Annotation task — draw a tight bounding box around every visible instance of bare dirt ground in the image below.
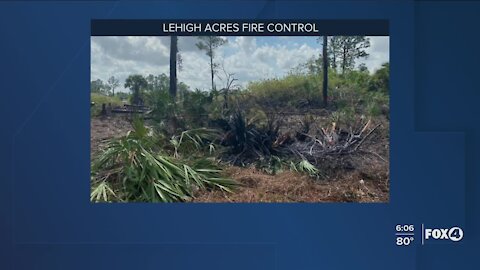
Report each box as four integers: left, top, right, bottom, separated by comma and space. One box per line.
193, 151, 389, 203
90, 116, 132, 159
91, 115, 389, 203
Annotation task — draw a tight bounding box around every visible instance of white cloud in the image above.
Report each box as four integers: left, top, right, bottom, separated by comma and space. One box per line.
361, 36, 389, 72
232, 36, 257, 53
91, 36, 389, 92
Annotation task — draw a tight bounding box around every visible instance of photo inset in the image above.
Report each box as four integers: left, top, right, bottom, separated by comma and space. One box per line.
90, 36, 389, 203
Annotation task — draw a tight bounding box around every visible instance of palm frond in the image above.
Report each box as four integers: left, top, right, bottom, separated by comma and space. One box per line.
91, 121, 237, 202
297, 159, 319, 176
90, 180, 117, 202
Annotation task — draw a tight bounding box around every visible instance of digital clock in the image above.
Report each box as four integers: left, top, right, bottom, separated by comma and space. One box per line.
396, 224, 414, 232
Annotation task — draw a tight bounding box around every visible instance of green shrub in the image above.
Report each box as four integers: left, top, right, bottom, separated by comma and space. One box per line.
181, 89, 212, 127
91, 120, 237, 202
368, 63, 389, 93
330, 107, 355, 126
245, 74, 321, 110
365, 91, 389, 117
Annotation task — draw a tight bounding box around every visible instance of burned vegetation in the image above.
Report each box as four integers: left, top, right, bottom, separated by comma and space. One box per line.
90, 36, 389, 203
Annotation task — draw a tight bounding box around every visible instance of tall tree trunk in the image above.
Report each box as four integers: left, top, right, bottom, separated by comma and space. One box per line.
322, 36, 329, 107
169, 36, 178, 98
210, 57, 215, 91
209, 43, 215, 91
332, 52, 336, 70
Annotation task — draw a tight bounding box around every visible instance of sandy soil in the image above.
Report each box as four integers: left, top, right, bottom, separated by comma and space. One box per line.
90, 116, 132, 159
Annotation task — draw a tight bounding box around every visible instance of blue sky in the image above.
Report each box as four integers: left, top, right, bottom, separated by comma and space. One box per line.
91, 36, 389, 92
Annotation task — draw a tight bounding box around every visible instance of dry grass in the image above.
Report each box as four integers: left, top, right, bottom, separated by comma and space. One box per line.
91, 116, 390, 203
90, 116, 132, 159
193, 164, 389, 203
193, 117, 390, 203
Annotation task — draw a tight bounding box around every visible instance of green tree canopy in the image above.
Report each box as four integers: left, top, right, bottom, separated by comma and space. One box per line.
125, 75, 148, 105
323, 36, 370, 74
91, 79, 109, 95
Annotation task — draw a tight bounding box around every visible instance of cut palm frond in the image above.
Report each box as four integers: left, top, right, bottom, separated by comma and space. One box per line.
171, 128, 221, 158
90, 180, 117, 202
91, 121, 237, 202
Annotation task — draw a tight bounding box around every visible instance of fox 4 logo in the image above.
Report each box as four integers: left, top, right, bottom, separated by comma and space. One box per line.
424, 226, 464, 242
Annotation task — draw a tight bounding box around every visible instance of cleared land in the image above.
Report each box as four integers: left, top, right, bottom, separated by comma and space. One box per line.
91, 114, 389, 203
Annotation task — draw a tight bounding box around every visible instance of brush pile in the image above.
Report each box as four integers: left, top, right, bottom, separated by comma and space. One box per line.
213, 110, 382, 174
288, 119, 381, 159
